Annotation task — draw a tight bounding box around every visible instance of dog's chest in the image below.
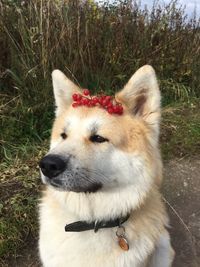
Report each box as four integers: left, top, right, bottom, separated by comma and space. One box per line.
39, 205, 152, 267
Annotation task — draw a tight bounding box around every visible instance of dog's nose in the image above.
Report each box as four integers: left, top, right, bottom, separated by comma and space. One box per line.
39, 155, 67, 178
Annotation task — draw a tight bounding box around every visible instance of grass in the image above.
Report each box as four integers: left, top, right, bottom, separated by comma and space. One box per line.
0, 142, 46, 264
161, 99, 200, 159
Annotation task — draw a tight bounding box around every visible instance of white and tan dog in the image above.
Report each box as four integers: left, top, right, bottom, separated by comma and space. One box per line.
39, 65, 174, 267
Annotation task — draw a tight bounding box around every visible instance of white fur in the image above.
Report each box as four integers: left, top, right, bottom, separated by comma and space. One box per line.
52, 70, 80, 116
41, 151, 152, 221
39, 182, 173, 267
148, 231, 175, 267
39, 187, 154, 267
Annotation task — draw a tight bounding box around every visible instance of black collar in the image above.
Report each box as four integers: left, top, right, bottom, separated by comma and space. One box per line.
65, 214, 130, 233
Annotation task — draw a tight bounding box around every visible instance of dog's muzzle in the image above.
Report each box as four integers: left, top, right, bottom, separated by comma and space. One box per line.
39, 154, 102, 193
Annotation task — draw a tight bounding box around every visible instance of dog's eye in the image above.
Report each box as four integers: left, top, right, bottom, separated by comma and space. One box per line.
60, 132, 67, 140
90, 135, 108, 143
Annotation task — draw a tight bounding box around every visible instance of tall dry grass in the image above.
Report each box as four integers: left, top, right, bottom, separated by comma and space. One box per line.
0, 0, 199, 147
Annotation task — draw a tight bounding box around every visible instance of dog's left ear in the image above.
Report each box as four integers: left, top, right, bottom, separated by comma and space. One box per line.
52, 70, 80, 116
116, 65, 161, 138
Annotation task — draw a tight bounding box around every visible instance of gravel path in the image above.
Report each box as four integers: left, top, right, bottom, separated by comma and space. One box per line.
163, 157, 200, 267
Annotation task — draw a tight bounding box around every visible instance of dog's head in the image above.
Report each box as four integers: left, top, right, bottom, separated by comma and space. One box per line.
39, 65, 162, 196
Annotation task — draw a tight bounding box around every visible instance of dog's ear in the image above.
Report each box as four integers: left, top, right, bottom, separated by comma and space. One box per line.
52, 70, 80, 116
116, 65, 161, 138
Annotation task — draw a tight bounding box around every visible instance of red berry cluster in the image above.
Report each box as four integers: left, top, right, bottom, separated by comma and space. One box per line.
72, 89, 123, 115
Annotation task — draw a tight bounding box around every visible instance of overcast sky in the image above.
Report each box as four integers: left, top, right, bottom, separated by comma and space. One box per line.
104, 0, 200, 17
141, 0, 200, 17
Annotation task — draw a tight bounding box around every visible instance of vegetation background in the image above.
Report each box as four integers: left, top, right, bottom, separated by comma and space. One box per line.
0, 0, 199, 265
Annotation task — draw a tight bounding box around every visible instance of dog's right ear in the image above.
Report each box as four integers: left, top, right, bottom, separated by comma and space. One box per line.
116, 65, 161, 141
52, 70, 80, 116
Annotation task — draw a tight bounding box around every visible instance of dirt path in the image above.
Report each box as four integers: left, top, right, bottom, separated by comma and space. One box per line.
7, 157, 200, 267
163, 157, 200, 267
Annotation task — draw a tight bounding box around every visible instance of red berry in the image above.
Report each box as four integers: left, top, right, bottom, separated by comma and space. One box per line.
76, 100, 82, 105
105, 96, 111, 102
92, 97, 99, 104
72, 103, 78, 107
83, 89, 90, 96
99, 97, 104, 105
117, 106, 123, 114
113, 105, 119, 113
107, 102, 113, 108
102, 99, 109, 107
90, 100, 96, 106
107, 107, 114, 114
72, 93, 78, 101
82, 98, 89, 105
76, 94, 82, 101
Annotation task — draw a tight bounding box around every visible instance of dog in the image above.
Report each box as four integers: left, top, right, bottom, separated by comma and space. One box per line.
39, 65, 174, 267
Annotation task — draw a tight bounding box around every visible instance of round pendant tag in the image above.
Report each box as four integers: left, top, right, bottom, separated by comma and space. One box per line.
118, 237, 129, 251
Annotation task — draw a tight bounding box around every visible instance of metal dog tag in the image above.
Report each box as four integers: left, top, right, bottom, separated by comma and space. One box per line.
118, 236, 129, 251
116, 226, 129, 251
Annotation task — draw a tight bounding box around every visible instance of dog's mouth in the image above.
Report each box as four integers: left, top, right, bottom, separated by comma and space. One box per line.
44, 176, 102, 193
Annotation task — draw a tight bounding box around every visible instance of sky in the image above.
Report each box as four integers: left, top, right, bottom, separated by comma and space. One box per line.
104, 0, 200, 17
141, 0, 200, 17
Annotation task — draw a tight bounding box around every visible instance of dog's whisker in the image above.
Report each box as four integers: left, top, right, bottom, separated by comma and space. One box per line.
82, 168, 109, 182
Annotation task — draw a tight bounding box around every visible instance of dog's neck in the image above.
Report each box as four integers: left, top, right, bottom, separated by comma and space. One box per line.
47, 183, 153, 222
